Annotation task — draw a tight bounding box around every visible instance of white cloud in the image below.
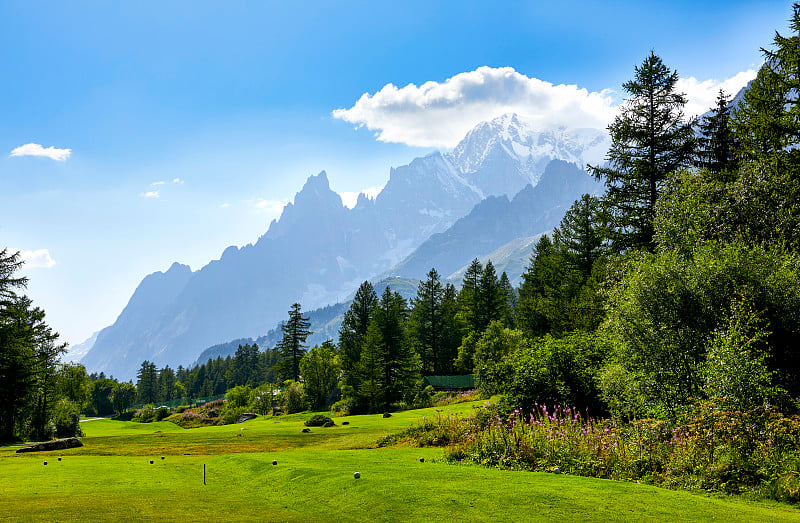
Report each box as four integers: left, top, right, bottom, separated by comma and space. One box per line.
255, 199, 286, 214
340, 185, 384, 209
140, 190, 160, 199
14, 249, 56, 268
677, 69, 757, 118
332, 66, 617, 148
9, 143, 72, 161
172, 178, 184, 184
220, 202, 231, 208
150, 181, 167, 186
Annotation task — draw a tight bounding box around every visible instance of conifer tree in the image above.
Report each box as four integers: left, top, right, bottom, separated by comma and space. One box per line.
457, 259, 483, 333
278, 303, 312, 382
553, 194, 610, 277
338, 281, 378, 391
136, 361, 158, 404
589, 52, 694, 252
409, 268, 445, 375
695, 89, 737, 175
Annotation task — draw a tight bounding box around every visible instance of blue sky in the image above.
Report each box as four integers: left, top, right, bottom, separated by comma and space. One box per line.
0, 0, 791, 347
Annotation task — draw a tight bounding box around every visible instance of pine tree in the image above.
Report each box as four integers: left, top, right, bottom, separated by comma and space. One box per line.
277, 303, 312, 382
457, 259, 483, 334
338, 281, 378, 391
136, 361, 158, 404
589, 52, 694, 252
374, 287, 417, 409
478, 261, 505, 331
499, 272, 517, 328
695, 89, 737, 175
409, 268, 445, 375
552, 194, 610, 277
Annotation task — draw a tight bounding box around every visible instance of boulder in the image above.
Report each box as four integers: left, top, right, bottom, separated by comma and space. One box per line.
16, 438, 83, 453
237, 413, 257, 423
301, 428, 311, 433
323, 421, 335, 428
382, 412, 392, 418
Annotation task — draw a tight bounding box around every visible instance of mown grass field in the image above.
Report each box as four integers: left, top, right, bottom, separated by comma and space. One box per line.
2, 401, 799, 522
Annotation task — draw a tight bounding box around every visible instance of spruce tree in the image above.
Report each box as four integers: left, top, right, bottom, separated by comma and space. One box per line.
136, 361, 158, 404
277, 303, 312, 382
589, 52, 694, 252
695, 89, 737, 175
338, 281, 378, 392
553, 194, 610, 277
409, 268, 445, 375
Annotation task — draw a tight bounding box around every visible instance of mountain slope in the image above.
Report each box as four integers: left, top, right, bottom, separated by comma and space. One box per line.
82, 115, 608, 380
388, 159, 602, 280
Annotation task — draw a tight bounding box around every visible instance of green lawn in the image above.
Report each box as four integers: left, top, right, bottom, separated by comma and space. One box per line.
2, 402, 799, 522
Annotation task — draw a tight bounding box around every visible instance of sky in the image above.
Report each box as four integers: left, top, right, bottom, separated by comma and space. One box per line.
0, 0, 792, 349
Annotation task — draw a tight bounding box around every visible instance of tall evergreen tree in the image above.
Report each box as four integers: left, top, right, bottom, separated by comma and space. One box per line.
338, 281, 378, 391
553, 194, 610, 277
478, 261, 506, 331
373, 287, 417, 410
457, 259, 484, 334
136, 361, 158, 404
733, 3, 800, 168
277, 303, 312, 382
695, 89, 737, 175
589, 52, 694, 252
409, 268, 445, 375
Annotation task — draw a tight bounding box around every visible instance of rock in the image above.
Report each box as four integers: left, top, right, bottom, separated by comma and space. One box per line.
272, 460, 278, 465
16, 437, 83, 454
323, 421, 335, 428
353, 472, 360, 479
237, 413, 257, 423
342, 421, 350, 425
301, 428, 311, 433
206, 409, 219, 418
419, 457, 425, 462
382, 412, 391, 418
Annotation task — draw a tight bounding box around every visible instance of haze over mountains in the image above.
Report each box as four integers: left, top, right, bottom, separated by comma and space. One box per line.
80, 114, 609, 380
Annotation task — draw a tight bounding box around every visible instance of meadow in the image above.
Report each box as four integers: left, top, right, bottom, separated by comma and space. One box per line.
2, 401, 800, 522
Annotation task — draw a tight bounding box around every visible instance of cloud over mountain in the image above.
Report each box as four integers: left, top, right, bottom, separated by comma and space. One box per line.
332, 66, 617, 148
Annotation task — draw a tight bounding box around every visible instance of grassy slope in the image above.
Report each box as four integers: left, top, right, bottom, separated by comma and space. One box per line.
2, 401, 799, 522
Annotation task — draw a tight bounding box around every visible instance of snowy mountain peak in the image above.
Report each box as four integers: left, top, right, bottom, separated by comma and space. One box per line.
446, 113, 609, 198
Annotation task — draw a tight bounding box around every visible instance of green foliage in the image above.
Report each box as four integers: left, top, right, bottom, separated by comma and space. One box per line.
277, 303, 312, 382
304, 414, 333, 427
473, 322, 527, 396
299, 342, 339, 409
110, 382, 137, 415
695, 89, 737, 175
136, 361, 158, 405
220, 405, 247, 425
703, 298, 774, 411
226, 384, 252, 409
280, 380, 307, 414
89, 378, 116, 417
249, 383, 276, 415
601, 242, 800, 417
500, 332, 612, 414
589, 52, 694, 252
51, 398, 83, 438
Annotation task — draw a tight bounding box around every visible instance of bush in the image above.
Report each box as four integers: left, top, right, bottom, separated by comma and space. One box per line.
305, 414, 333, 427
280, 381, 307, 414
331, 398, 354, 416
133, 404, 157, 423
154, 406, 171, 421
250, 384, 277, 415
220, 406, 247, 425
113, 410, 135, 421
226, 385, 252, 409
52, 399, 83, 438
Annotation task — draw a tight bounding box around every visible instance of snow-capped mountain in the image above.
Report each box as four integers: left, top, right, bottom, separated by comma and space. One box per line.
80, 114, 608, 380
448, 113, 608, 198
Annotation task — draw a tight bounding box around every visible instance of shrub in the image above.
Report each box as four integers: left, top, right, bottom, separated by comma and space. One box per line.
305, 414, 333, 427
52, 398, 83, 438
280, 381, 307, 414
133, 404, 157, 423
220, 406, 247, 425
226, 385, 252, 409
331, 398, 354, 416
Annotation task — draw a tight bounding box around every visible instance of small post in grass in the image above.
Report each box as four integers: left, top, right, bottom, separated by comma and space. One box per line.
204, 464, 206, 485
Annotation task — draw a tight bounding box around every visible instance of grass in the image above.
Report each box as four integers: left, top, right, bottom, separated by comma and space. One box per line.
2, 400, 800, 522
